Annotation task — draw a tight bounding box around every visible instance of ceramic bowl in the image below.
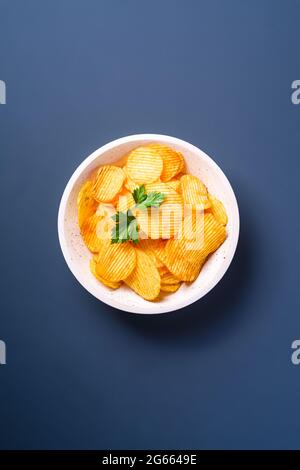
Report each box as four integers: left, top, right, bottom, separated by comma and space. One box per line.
58, 134, 239, 314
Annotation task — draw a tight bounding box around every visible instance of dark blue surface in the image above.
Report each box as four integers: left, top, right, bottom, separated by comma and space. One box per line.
1, 0, 300, 450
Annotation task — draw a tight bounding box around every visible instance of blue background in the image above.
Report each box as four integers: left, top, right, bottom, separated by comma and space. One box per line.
0, 0, 300, 450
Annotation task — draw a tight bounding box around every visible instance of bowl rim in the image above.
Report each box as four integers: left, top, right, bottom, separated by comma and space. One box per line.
58, 133, 240, 314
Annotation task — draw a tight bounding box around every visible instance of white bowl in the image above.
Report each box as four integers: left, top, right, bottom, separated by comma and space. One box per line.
58, 134, 239, 314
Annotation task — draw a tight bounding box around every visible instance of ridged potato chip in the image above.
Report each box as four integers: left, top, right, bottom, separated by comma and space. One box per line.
126, 146, 163, 184
116, 191, 136, 212
90, 258, 121, 289
80, 213, 108, 253
123, 166, 139, 192
160, 202, 183, 238
154, 256, 165, 268
158, 265, 169, 276
146, 144, 185, 182
166, 179, 181, 192
135, 208, 159, 239
96, 214, 116, 243
148, 239, 168, 265
174, 171, 186, 179
160, 283, 181, 293
136, 205, 182, 239
139, 240, 165, 268
137, 183, 183, 238
161, 272, 180, 285
136, 204, 183, 240
181, 175, 211, 210
124, 248, 160, 300
93, 165, 125, 202
77, 180, 98, 228
145, 182, 183, 205
96, 242, 136, 282
96, 203, 116, 218
163, 213, 227, 281
135, 239, 159, 267
208, 194, 228, 225
137, 239, 168, 265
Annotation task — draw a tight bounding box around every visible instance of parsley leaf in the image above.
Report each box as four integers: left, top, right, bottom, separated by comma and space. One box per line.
137, 191, 165, 209
111, 210, 138, 244
111, 186, 165, 244
132, 184, 147, 204
133, 185, 165, 210
127, 218, 139, 244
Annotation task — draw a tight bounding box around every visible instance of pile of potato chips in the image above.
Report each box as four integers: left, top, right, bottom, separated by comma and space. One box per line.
77, 144, 228, 301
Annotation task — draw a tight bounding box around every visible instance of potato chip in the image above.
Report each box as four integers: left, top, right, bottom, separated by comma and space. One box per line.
161, 202, 184, 238
136, 205, 182, 240
96, 242, 136, 282
124, 178, 139, 193
96, 214, 116, 243
160, 283, 181, 293
208, 194, 228, 226
161, 272, 180, 285
93, 165, 125, 202
90, 258, 121, 289
175, 171, 186, 179
154, 257, 165, 268
145, 144, 184, 182
158, 265, 169, 276
124, 248, 160, 300
166, 179, 181, 192
126, 146, 163, 184
148, 239, 168, 264
116, 191, 136, 212
123, 166, 139, 192
181, 175, 211, 210
135, 239, 159, 266
145, 182, 182, 205
96, 202, 116, 218
137, 239, 168, 265
163, 213, 227, 281
80, 213, 109, 253
135, 209, 158, 239
146, 206, 182, 239
137, 240, 165, 268
77, 180, 98, 228
136, 183, 183, 239
178, 157, 185, 173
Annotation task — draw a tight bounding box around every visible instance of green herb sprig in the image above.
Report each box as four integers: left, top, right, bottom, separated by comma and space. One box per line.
111, 185, 165, 244
111, 210, 139, 244
133, 184, 165, 209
